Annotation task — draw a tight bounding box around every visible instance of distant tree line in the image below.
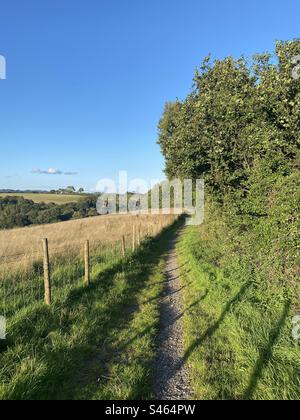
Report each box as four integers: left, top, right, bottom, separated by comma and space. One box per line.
0, 187, 85, 195
49, 186, 85, 195
0, 196, 98, 229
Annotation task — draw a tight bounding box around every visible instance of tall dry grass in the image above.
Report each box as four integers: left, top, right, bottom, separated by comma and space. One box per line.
0, 213, 177, 271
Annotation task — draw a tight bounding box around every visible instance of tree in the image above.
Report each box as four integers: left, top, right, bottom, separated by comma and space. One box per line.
0, 195, 99, 229
157, 40, 300, 201
66, 186, 76, 193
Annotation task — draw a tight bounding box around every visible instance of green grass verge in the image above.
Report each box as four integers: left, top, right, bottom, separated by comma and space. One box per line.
0, 221, 182, 400
177, 227, 299, 400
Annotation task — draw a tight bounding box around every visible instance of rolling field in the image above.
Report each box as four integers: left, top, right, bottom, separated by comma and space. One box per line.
0, 193, 82, 204
0, 213, 174, 269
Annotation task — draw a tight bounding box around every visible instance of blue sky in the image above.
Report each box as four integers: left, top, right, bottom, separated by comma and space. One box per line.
0, 0, 299, 191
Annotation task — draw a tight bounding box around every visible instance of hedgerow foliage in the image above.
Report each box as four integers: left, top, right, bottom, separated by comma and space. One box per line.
158, 40, 300, 306
158, 40, 300, 193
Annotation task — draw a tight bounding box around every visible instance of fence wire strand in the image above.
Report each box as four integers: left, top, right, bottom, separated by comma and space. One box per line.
0, 215, 178, 318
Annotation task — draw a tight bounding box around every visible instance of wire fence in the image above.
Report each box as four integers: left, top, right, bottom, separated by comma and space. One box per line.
0, 215, 178, 318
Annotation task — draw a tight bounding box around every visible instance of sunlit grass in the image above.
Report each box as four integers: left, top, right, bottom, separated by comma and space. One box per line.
178, 226, 299, 400
0, 216, 181, 400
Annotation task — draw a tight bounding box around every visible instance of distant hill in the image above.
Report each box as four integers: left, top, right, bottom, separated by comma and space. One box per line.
0, 195, 98, 229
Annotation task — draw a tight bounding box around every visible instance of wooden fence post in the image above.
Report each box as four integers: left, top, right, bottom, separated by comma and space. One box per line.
137, 226, 141, 247
121, 236, 126, 258
84, 240, 90, 286
42, 238, 51, 306
132, 225, 136, 252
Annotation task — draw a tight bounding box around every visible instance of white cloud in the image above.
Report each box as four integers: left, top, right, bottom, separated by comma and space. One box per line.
32, 168, 78, 176
47, 168, 62, 175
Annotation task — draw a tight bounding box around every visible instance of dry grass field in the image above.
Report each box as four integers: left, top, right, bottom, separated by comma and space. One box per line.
0, 193, 82, 204
0, 213, 176, 269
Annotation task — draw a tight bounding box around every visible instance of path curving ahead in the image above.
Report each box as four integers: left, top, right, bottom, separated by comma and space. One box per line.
154, 233, 191, 400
